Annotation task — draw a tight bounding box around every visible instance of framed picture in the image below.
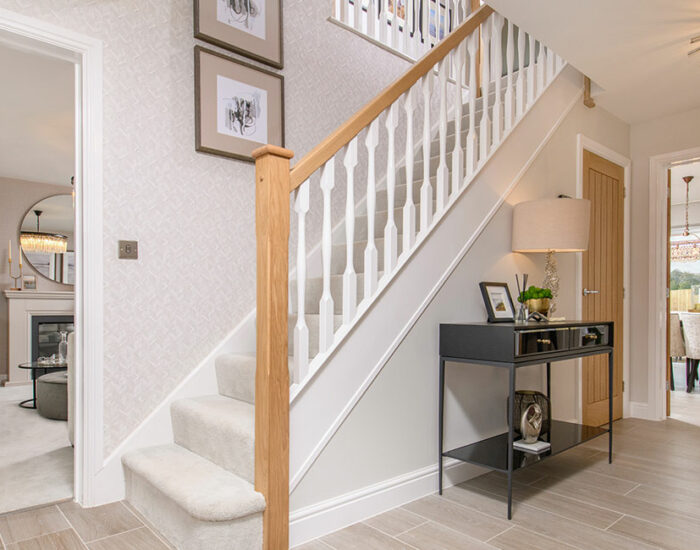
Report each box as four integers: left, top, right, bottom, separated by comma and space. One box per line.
479, 282, 515, 323
22, 274, 37, 291
194, 0, 283, 69
195, 46, 284, 162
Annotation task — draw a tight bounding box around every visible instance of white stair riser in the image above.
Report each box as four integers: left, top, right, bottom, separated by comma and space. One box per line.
215, 355, 255, 404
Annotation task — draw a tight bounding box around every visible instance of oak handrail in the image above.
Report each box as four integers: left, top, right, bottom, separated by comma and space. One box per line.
289, 3, 494, 191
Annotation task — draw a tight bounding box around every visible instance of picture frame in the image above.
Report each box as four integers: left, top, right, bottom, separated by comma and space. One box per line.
22, 274, 37, 291
479, 282, 516, 323
195, 46, 284, 162
194, 0, 283, 69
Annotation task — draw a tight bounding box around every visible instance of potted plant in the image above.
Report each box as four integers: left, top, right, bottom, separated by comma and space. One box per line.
518, 285, 553, 316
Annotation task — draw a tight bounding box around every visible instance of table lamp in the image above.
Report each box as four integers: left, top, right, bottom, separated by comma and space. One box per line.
512, 196, 591, 314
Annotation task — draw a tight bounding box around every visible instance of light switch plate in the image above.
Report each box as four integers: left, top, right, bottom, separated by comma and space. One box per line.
118, 240, 138, 260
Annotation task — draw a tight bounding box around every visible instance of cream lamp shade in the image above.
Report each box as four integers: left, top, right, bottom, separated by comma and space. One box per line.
512, 198, 591, 253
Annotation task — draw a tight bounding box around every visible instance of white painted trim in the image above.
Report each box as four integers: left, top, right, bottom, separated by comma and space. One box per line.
0, 8, 104, 507
629, 401, 651, 420
289, 459, 484, 547
3, 290, 75, 300
575, 134, 631, 421
648, 146, 700, 421
290, 79, 583, 491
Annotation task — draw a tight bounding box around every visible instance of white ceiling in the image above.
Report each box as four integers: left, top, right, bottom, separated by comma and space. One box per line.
486, 0, 700, 123
0, 42, 74, 186
671, 161, 700, 205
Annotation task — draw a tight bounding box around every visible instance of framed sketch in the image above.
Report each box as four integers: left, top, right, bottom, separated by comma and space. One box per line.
479, 282, 515, 323
195, 46, 284, 162
194, 0, 283, 69
22, 275, 37, 291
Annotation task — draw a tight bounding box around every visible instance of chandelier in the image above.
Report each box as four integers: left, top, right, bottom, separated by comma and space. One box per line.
671, 240, 700, 262
20, 210, 68, 254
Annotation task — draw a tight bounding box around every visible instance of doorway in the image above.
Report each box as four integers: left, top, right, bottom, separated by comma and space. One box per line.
0, 11, 104, 509
581, 150, 625, 425
666, 161, 700, 423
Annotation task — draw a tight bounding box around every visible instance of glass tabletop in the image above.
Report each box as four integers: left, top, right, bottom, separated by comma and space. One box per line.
18, 361, 68, 370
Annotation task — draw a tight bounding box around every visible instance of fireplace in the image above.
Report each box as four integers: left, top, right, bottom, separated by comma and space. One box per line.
31, 315, 74, 363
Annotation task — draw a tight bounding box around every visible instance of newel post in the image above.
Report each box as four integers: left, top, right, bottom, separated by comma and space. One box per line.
253, 144, 294, 550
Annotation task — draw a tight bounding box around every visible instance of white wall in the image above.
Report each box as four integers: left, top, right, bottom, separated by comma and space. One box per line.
629, 106, 700, 404
0, 0, 411, 455
290, 100, 629, 537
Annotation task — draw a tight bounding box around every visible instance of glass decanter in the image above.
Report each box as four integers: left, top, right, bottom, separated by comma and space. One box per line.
58, 331, 69, 364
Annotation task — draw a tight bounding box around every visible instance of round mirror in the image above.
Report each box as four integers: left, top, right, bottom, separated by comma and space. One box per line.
20, 194, 75, 285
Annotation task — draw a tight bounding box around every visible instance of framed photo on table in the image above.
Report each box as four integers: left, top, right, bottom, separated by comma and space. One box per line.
195, 46, 284, 162
194, 0, 283, 69
479, 282, 516, 323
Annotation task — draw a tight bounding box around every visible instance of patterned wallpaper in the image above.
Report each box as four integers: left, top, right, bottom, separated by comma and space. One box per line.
0, 0, 409, 455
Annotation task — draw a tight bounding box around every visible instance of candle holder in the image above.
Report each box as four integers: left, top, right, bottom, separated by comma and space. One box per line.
9, 261, 22, 291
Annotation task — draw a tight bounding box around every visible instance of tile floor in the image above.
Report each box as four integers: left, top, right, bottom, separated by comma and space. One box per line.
0, 500, 173, 550
296, 413, 700, 550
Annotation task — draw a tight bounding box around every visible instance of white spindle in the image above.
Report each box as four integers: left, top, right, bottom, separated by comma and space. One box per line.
556, 54, 564, 73
402, 0, 411, 55
479, 18, 491, 161
380, 0, 388, 45
451, 45, 464, 197
546, 45, 555, 83
465, 31, 478, 176
536, 40, 545, 95
337, 0, 345, 24
516, 27, 526, 118
527, 33, 536, 107
367, 0, 376, 39
319, 159, 335, 353
342, 139, 358, 324
491, 14, 504, 146
364, 119, 379, 300
353, 0, 361, 30
422, 0, 430, 53
384, 103, 399, 274
403, 87, 416, 253
293, 180, 310, 382
420, 71, 434, 233
436, 59, 448, 212
504, 19, 515, 131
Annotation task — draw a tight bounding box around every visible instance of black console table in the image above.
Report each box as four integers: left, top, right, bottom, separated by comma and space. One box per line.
438, 321, 614, 519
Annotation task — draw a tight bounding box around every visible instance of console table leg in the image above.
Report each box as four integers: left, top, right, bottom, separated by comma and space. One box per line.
507, 364, 515, 519
608, 350, 613, 464
546, 362, 551, 399
438, 357, 445, 495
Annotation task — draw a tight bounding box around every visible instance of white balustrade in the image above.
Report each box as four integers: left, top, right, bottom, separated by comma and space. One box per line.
479, 16, 492, 161
420, 71, 434, 233
436, 58, 449, 212
319, 159, 335, 353
465, 31, 478, 176
527, 34, 536, 107
546, 45, 555, 83
504, 19, 515, 131
403, 86, 417, 253
516, 28, 526, 118
491, 14, 504, 146
384, 103, 399, 274
536, 40, 545, 95
293, 180, 310, 383
343, 138, 358, 324
364, 119, 379, 300
451, 44, 464, 197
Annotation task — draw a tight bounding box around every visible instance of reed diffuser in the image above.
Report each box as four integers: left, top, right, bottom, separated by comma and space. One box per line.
515, 273, 528, 323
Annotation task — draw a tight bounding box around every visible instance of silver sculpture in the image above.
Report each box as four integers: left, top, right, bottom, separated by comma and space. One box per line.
520, 403, 543, 443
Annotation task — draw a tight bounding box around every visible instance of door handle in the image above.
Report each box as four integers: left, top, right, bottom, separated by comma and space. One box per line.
583, 288, 600, 296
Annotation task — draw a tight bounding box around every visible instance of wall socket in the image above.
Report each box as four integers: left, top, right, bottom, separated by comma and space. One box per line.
118, 240, 138, 260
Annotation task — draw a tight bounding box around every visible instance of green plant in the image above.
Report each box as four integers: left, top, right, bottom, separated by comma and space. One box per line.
518, 285, 553, 303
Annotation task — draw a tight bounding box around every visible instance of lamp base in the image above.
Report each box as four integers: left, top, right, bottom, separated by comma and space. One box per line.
542, 251, 559, 315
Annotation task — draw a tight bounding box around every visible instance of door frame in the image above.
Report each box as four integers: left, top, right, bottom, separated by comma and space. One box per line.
575, 134, 631, 422
0, 8, 104, 506
649, 146, 700, 420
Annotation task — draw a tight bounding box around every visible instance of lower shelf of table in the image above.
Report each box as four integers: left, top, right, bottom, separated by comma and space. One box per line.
442, 420, 608, 473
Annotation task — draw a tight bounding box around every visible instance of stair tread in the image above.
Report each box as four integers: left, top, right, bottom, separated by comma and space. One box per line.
123, 444, 265, 522
173, 395, 254, 435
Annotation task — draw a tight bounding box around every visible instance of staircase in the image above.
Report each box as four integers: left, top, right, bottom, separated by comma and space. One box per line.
122, 3, 575, 548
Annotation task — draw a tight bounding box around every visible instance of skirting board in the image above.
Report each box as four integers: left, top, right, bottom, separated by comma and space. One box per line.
289, 459, 486, 547
90, 310, 256, 506
629, 401, 653, 420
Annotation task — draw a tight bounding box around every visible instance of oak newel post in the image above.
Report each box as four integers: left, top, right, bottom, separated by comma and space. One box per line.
253, 145, 294, 550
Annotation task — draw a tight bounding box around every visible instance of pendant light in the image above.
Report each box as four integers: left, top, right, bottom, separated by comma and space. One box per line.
20, 209, 68, 254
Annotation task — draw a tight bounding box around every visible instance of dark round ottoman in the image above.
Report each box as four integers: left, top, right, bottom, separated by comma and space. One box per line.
37, 371, 68, 421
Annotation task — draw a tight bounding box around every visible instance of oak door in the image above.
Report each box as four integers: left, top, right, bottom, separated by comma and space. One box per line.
582, 150, 624, 426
